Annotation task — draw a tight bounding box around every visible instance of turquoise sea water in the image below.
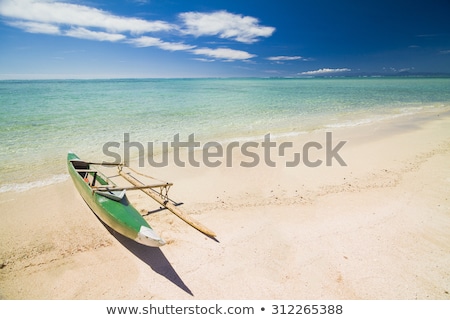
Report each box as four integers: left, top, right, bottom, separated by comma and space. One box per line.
1, 77, 450, 191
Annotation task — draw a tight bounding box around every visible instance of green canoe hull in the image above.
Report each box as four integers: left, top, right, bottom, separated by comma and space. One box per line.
67, 153, 165, 247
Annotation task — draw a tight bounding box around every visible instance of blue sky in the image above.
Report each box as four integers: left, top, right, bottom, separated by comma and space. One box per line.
0, 0, 449, 79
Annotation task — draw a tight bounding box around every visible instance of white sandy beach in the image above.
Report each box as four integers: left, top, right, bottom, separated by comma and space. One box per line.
1, 108, 449, 299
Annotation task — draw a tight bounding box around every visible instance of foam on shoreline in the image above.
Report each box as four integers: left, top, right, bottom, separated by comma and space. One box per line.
0, 174, 69, 193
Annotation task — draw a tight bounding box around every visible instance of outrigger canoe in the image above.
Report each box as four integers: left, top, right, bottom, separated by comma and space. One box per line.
67, 152, 165, 247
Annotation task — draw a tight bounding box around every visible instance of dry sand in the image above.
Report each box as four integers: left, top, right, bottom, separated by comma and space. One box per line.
1, 108, 449, 299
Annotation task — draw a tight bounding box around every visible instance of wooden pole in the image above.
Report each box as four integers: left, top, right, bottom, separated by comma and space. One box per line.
118, 169, 216, 238
93, 183, 173, 192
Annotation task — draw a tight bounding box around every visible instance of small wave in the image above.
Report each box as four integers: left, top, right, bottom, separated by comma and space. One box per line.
324, 106, 429, 129
215, 131, 309, 145
0, 174, 69, 193
325, 117, 377, 128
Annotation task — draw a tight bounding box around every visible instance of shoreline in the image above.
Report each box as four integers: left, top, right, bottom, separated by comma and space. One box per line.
1, 108, 450, 299
1, 104, 448, 193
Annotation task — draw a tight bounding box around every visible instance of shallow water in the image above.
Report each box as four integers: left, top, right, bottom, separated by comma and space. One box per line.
1, 77, 450, 190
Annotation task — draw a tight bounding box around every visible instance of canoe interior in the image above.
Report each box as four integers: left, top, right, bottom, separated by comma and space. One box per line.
71, 160, 109, 187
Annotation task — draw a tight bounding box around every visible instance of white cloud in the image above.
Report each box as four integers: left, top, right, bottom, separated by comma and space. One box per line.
0, 1, 273, 62
267, 56, 304, 61
0, 0, 174, 34
7, 20, 60, 35
179, 10, 275, 44
191, 47, 256, 61
128, 36, 195, 51
192, 58, 215, 62
383, 67, 415, 73
300, 68, 351, 75
65, 27, 126, 42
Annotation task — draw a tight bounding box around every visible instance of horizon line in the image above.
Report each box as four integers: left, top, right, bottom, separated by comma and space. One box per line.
1, 72, 450, 81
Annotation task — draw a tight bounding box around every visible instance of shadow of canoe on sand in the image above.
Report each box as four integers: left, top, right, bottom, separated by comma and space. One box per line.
101, 222, 193, 297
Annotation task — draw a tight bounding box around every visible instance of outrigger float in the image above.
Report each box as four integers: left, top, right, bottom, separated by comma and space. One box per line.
67, 152, 216, 247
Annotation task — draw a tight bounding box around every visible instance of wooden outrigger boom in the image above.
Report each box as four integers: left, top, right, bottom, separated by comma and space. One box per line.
93, 183, 173, 192
118, 166, 217, 238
